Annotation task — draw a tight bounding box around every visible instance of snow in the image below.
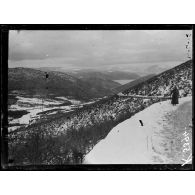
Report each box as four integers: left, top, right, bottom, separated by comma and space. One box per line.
8, 95, 98, 132
9, 96, 65, 112
15, 96, 64, 106
9, 105, 72, 126
84, 96, 192, 164
55, 97, 69, 101
82, 101, 95, 105
10, 108, 42, 125
120, 94, 169, 99
56, 96, 81, 105
8, 96, 74, 131
8, 126, 22, 132
47, 111, 58, 115
158, 85, 171, 96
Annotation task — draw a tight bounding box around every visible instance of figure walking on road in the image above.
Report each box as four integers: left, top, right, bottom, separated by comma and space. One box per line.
170, 86, 179, 106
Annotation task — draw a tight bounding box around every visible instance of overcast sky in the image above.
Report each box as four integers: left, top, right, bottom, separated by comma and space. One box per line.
9, 30, 192, 72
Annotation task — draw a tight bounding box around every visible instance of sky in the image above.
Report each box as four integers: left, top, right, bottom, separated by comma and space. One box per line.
8, 30, 192, 73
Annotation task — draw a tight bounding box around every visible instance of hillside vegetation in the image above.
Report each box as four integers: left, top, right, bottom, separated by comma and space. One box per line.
8, 60, 192, 165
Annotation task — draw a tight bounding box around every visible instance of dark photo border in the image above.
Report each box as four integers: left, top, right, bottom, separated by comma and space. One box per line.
1, 24, 194, 171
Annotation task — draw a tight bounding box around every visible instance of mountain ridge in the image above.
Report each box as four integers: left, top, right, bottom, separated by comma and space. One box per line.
8, 67, 120, 100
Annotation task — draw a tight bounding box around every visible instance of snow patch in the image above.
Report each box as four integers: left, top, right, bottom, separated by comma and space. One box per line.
56, 96, 81, 105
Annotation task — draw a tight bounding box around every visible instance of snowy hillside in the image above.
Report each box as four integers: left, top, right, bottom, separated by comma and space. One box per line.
84, 96, 192, 164
8, 60, 193, 165
123, 60, 192, 98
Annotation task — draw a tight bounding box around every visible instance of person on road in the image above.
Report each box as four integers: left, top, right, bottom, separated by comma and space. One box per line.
170, 86, 179, 106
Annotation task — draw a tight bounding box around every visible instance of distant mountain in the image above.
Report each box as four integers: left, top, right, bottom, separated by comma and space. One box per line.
68, 70, 140, 80
8, 68, 120, 100
37, 67, 140, 81
102, 71, 140, 80
114, 74, 156, 94
144, 65, 168, 75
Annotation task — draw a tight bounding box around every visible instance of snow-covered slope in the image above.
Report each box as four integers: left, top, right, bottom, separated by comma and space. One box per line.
123, 60, 192, 98
84, 96, 192, 164
9, 60, 192, 165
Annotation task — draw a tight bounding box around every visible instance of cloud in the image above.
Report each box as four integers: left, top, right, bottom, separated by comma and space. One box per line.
9, 30, 192, 70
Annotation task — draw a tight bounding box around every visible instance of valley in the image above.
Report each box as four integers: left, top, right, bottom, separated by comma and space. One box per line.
8, 90, 99, 132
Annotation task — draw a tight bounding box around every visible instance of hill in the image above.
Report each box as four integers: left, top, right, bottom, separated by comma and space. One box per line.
8, 68, 120, 100
79, 76, 120, 94
8, 60, 192, 165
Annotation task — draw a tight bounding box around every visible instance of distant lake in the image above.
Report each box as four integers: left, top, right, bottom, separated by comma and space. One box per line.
114, 79, 134, 85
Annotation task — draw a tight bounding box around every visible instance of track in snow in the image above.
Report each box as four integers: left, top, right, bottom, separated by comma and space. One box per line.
84, 96, 192, 164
